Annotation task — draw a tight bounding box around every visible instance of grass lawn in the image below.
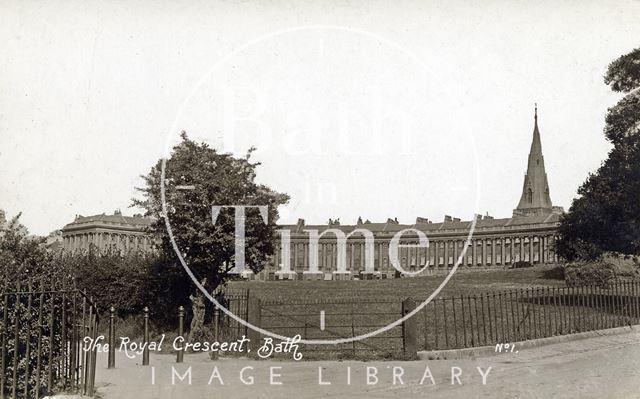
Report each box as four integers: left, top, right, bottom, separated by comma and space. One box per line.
218, 265, 638, 359
228, 265, 567, 302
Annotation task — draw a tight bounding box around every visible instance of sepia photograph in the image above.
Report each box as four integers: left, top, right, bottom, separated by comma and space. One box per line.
1, 1, 640, 398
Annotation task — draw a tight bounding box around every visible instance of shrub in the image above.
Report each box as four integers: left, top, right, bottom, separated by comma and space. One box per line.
541, 265, 565, 280
511, 261, 533, 269
60, 248, 192, 330
564, 261, 617, 288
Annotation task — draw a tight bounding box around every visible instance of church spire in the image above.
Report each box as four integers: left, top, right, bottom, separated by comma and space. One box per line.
513, 105, 553, 217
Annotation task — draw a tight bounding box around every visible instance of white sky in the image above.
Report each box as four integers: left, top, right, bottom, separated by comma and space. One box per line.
1, 0, 639, 236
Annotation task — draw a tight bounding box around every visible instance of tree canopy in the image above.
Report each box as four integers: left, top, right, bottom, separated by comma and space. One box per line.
133, 132, 289, 289
0, 213, 60, 282
556, 48, 640, 261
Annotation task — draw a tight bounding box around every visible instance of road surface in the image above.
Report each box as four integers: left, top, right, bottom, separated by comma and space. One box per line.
92, 329, 640, 399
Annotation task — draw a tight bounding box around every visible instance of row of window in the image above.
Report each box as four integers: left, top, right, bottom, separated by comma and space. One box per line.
271, 236, 557, 270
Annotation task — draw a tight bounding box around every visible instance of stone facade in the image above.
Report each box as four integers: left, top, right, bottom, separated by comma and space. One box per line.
61, 210, 154, 253
257, 213, 560, 281
255, 107, 563, 280
60, 108, 564, 274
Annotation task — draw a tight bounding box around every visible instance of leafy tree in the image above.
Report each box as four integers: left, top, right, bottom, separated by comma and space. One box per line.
133, 132, 289, 291
556, 48, 640, 260
0, 212, 68, 283
0, 213, 70, 398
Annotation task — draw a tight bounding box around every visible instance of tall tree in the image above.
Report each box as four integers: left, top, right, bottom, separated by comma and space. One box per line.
556, 47, 640, 261
133, 132, 289, 290
0, 213, 58, 281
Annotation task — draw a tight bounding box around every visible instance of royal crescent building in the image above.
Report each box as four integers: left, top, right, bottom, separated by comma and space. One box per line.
61, 108, 563, 278
61, 210, 153, 253
258, 107, 563, 280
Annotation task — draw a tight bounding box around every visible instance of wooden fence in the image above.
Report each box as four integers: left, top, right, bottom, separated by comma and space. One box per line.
0, 279, 99, 399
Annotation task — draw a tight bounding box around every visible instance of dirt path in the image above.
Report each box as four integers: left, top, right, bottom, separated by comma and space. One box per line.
94, 330, 640, 399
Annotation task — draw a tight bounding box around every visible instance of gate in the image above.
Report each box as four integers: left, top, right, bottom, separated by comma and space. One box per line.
249, 297, 415, 359
0, 279, 99, 398
211, 288, 417, 359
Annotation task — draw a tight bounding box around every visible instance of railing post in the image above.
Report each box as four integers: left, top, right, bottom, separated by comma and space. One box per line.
631, 281, 640, 324
247, 296, 262, 357
12, 281, 20, 399
142, 307, 150, 366
498, 292, 505, 342
33, 277, 44, 399
402, 298, 417, 359
108, 306, 116, 369
23, 279, 33, 399
83, 295, 92, 395
89, 311, 98, 396
211, 306, 220, 360
480, 294, 487, 345
460, 295, 467, 348
422, 305, 428, 350
433, 297, 439, 349
0, 278, 7, 399
177, 306, 184, 363
452, 296, 459, 348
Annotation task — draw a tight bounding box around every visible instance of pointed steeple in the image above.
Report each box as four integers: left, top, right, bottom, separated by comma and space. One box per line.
530, 103, 542, 158
513, 104, 553, 217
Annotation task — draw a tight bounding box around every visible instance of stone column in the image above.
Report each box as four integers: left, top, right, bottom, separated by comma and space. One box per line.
519, 237, 524, 262
491, 238, 498, 266
405, 244, 411, 271
302, 243, 308, 271
353, 242, 359, 273
377, 243, 383, 272
291, 243, 298, 273
280, 237, 291, 274
442, 241, 448, 268
360, 242, 366, 272
383, 242, 389, 272
470, 240, 475, 266
332, 243, 337, 271
452, 240, 458, 266
538, 236, 543, 263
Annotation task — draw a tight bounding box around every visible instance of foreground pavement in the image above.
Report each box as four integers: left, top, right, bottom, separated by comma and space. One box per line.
94, 328, 640, 399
